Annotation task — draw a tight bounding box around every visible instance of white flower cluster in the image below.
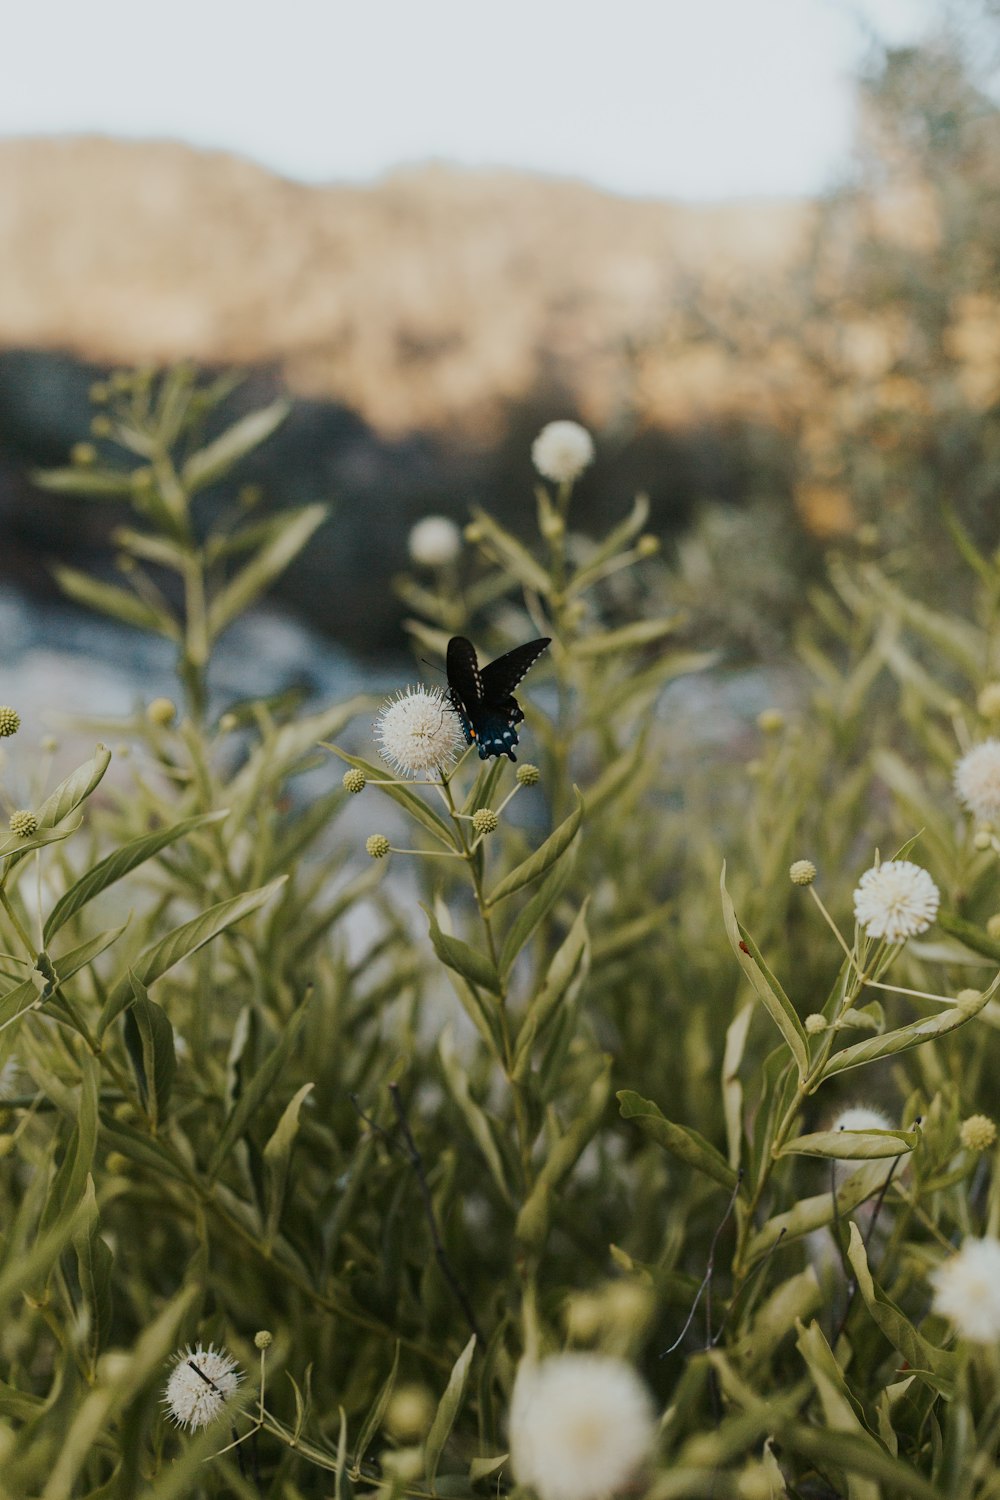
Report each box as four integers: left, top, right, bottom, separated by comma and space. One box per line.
930, 1236, 1000, 1343
955, 740, 1000, 824
408, 515, 462, 568
374, 687, 465, 777
852, 860, 940, 943
509, 1353, 655, 1500
164, 1344, 242, 1431
531, 421, 595, 484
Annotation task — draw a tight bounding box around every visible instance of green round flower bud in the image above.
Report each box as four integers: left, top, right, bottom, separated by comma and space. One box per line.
8, 811, 37, 839
343, 768, 367, 794
757, 708, 785, 734
805, 1013, 826, 1034
110, 370, 132, 393
70, 442, 97, 467
105, 1152, 130, 1174
978, 683, 1000, 720
366, 834, 391, 859
960, 1113, 997, 1152
789, 859, 817, 886
516, 763, 541, 787
218, 713, 238, 734
987, 914, 1000, 940
131, 466, 155, 491
90, 414, 113, 439
0, 707, 20, 738
40, 735, 57, 753
636, 533, 660, 558
146, 697, 176, 728
89, 381, 110, 404
472, 808, 499, 836
0, 1135, 15, 1159
463, 522, 484, 543
974, 829, 993, 851
385, 1384, 435, 1441
254, 1329, 273, 1350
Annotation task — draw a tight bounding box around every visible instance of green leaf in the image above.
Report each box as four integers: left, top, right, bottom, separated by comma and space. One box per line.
351, 1343, 400, 1475
721, 863, 809, 1077
40, 1055, 99, 1235
499, 847, 576, 976
182, 398, 290, 492
122, 972, 176, 1129
937, 910, 1000, 963
263, 1081, 314, 1245
516, 1059, 611, 1250
512, 902, 590, 1077
618, 1089, 740, 1191
0, 745, 111, 871
51, 566, 178, 638
488, 788, 584, 906
566, 493, 650, 596
423, 904, 502, 996
438, 1026, 512, 1204
746, 1159, 901, 1262
44, 811, 226, 940
207, 503, 327, 639
821, 985, 995, 1079
424, 1334, 477, 1489
73, 1177, 113, 1369
777, 1126, 918, 1159
846, 1222, 958, 1394
467, 507, 550, 594
208, 1001, 309, 1176
98, 877, 286, 1033
571, 616, 678, 657
324, 746, 457, 850
52, 922, 129, 984
776, 1422, 941, 1500
32, 465, 135, 498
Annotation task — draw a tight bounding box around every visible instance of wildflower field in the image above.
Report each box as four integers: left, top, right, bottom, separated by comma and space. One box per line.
3, 357, 1000, 1500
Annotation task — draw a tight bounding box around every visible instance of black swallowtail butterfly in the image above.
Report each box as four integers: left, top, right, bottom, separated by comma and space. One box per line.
446, 635, 551, 761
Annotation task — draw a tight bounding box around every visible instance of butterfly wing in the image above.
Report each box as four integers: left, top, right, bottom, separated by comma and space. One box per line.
446, 636, 484, 748
447, 636, 550, 760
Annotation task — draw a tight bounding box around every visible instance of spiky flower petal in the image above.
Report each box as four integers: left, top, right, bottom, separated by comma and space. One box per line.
852, 860, 939, 942
374, 687, 465, 777
164, 1344, 242, 1431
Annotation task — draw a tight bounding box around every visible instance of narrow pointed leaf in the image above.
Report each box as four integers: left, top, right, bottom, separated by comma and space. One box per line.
721, 863, 808, 1077
488, 788, 583, 905
846, 1222, 958, 1393
423, 905, 502, 995
208, 503, 327, 638
619, 1089, 739, 1190
424, 1334, 477, 1488
821, 985, 995, 1079
182, 398, 290, 492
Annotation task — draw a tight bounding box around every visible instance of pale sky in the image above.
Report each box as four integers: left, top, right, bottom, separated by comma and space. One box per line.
1, 0, 943, 201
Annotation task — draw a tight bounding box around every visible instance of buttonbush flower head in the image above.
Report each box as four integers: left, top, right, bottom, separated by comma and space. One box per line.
374, 687, 465, 776
516, 763, 541, 787
366, 834, 390, 860
789, 859, 816, 886
831, 1105, 893, 1136
531, 420, 595, 484
254, 1329, 273, 1350
408, 515, 462, 568
955, 740, 1000, 823
0, 707, 20, 738
930, 1237, 1000, 1343
805, 1013, 826, 1034
472, 808, 499, 836
509, 1353, 655, 1500
852, 859, 939, 942
163, 1344, 242, 1430
342, 768, 366, 794
757, 708, 785, 734
960, 1114, 997, 1152
8, 811, 36, 839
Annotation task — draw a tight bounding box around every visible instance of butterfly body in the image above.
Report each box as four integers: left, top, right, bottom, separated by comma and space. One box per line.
446, 635, 550, 761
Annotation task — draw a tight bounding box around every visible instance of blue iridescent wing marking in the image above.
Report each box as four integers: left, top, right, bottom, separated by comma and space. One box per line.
446, 636, 550, 761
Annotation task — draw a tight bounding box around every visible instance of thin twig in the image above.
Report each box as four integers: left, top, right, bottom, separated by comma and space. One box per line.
389, 1083, 485, 1347
661, 1170, 743, 1357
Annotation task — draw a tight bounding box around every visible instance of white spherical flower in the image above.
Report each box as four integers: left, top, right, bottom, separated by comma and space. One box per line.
164, 1344, 242, 1431
374, 687, 465, 777
531, 420, 595, 484
408, 515, 462, 568
930, 1237, 1000, 1343
509, 1354, 655, 1500
955, 740, 1000, 823
829, 1105, 894, 1186
852, 860, 940, 943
